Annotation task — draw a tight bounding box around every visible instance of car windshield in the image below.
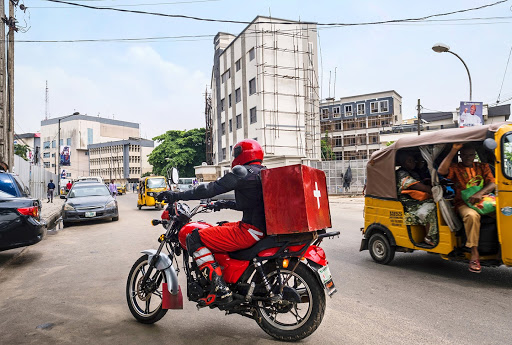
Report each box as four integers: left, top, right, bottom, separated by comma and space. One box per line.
68, 184, 110, 198
147, 178, 166, 189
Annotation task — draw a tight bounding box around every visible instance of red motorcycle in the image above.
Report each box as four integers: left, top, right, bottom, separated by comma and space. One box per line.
126, 201, 338, 341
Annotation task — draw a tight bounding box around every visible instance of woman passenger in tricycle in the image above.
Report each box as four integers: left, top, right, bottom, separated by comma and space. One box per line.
396, 151, 438, 246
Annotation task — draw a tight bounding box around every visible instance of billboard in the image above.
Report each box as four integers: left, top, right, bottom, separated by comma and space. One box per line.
60, 145, 71, 166
459, 101, 483, 127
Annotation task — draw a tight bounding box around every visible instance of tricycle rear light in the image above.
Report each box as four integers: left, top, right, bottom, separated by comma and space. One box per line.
17, 206, 39, 218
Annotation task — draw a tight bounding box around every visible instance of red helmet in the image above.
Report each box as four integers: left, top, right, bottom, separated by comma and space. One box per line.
231, 139, 263, 168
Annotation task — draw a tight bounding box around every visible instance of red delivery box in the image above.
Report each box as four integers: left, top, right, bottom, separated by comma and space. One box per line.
262, 164, 331, 235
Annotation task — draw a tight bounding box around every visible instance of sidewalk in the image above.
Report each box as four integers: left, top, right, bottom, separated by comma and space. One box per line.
41, 197, 64, 228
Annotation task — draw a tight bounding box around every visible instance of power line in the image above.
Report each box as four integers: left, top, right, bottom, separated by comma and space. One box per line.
14, 34, 215, 43
497, 45, 512, 104
31, 0, 221, 9
43, 0, 509, 26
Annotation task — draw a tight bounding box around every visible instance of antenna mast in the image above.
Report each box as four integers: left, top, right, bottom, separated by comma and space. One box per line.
45, 80, 49, 120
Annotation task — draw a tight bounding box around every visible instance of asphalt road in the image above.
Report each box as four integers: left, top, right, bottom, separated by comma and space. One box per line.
1, 194, 512, 345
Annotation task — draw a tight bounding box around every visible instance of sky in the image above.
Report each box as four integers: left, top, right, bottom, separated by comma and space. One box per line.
12, 0, 512, 140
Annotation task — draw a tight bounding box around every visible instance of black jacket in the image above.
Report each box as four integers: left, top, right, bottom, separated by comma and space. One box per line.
176, 164, 267, 232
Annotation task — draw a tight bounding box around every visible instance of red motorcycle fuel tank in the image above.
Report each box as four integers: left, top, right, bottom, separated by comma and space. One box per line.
262, 164, 331, 235
178, 222, 213, 249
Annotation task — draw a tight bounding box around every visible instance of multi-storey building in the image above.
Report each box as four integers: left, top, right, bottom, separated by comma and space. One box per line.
88, 138, 154, 183
40, 113, 140, 178
14, 132, 41, 164
209, 16, 320, 172
319, 90, 402, 160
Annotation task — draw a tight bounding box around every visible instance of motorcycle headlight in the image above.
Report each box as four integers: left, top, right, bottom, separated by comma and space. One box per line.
105, 200, 116, 208
63, 204, 75, 211
147, 192, 154, 197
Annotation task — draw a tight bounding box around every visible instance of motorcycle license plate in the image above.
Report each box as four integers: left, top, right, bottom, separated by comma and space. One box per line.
317, 265, 337, 296
85, 211, 96, 218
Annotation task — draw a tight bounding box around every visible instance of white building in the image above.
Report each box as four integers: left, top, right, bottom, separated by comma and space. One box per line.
40, 113, 140, 178
320, 90, 402, 160
209, 16, 320, 172
88, 138, 154, 184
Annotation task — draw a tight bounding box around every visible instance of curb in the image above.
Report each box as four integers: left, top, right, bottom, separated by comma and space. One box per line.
43, 209, 63, 231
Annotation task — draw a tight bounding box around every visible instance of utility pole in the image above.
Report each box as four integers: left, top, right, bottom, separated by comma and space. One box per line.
417, 99, 421, 136
6, 0, 15, 170
0, 1, 7, 169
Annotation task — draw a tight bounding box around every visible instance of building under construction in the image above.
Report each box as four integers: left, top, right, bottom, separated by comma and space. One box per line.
207, 16, 320, 172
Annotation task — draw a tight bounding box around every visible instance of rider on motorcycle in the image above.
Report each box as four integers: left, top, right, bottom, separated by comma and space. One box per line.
157, 139, 266, 307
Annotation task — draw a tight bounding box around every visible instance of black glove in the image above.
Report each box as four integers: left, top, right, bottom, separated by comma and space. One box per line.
212, 200, 236, 211
156, 191, 179, 203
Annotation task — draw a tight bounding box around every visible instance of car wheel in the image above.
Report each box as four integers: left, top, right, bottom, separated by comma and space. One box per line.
112, 216, 119, 221
368, 232, 395, 265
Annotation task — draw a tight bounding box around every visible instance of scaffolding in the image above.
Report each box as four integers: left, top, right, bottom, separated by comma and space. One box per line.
204, 89, 213, 165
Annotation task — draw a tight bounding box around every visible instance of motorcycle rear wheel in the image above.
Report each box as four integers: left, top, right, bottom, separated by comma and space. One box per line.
253, 261, 326, 341
126, 255, 168, 324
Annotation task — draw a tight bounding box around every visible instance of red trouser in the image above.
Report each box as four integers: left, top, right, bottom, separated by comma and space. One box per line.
198, 221, 265, 253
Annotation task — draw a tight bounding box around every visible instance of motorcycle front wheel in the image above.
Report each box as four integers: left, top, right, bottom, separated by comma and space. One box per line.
253, 261, 326, 341
126, 255, 168, 324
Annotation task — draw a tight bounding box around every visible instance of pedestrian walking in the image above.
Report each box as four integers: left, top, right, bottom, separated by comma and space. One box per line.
47, 179, 56, 203
109, 180, 118, 199
132, 183, 136, 193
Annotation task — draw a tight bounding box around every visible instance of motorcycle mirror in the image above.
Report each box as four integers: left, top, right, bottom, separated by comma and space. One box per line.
483, 138, 497, 151
167, 167, 179, 185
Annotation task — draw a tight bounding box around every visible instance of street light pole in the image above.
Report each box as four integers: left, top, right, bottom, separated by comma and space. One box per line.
432, 43, 472, 101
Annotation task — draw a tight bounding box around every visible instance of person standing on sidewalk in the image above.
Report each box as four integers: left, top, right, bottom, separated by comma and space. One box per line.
108, 180, 118, 199
47, 179, 56, 203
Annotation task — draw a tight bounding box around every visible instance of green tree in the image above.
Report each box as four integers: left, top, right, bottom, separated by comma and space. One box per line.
141, 171, 151, 178
148, 128, 206, 177
321, 130, 334, 160
14, 143, 30, 161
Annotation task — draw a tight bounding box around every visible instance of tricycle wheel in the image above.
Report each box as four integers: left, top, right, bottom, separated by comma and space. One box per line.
137, 204, 142, 210
368, 233, 395, 265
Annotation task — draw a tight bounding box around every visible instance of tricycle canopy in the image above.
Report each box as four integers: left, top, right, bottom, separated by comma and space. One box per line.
365, 122, 509, 199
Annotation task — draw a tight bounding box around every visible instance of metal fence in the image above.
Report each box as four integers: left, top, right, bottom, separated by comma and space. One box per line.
313, 159, 368, 195
13, 155, 58, 200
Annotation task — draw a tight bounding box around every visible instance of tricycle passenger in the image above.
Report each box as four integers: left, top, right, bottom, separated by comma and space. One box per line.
396, 152, 438, 246
438, 143, 496, 273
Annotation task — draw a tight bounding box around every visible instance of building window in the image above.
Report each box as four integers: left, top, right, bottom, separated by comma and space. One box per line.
248, 48, 255, 61
332, 107, 341, 118
334, 120, 342, 131
249, 78, 256, 95
229, 119, 233, 132
221, 122, 225, 135
66, 173, 71, 177
59, 139, 63, 146
333, 136, 342, 147
44, 162, 50, 168
43, 152, 50, 158
229, 145, 233, 157
222, 148, 226, 160
345, 105, 353, 117
221, 69, 231, 84
370, 102, 379, 114
228, 94, 232, 108
321, 108, 329, 120
52, 140, 56, 148
220, 98, 225, 112
380, 100, 389, 112
43, 141, 50, 149
369, 133, 379, 144
236, 114, 242, 129
334, 152, 343, 161
51, 163, 56, 168
87, 128, 93, 145
250, 107, 257, 124
235, 88, 241, 103
235, 59, 241, 72
66, 138, 71, 146
357, 103, 366, 115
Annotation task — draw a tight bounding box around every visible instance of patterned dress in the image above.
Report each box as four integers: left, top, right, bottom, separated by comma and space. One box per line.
396, 168, 438, 240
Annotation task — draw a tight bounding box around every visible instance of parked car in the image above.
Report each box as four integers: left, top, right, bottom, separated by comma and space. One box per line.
62, 182, 119, 227
0, 189, 46, 252
76, 176, 104, 184
0, 170, 31, 197
176, 177, 195, 192
116, 183, 126, 195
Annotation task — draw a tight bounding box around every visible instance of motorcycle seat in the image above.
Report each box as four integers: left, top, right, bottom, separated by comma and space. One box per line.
228, 232, 315, 261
